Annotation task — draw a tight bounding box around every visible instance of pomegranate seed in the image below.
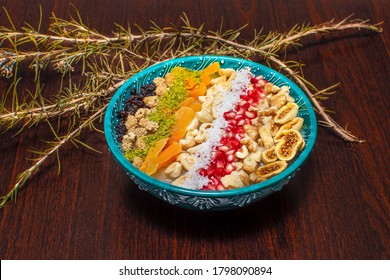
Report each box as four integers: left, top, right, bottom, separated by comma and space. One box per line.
240, 102, 250, 110
223, 111, 235, 119
237, 119, 245, 126
236, 126, 244, 135
231, 138, 241, 149
216, 167, 225, 176
226, 154, 235, 163
217, 145, 228, 152
226, 131, 234, 139
256, 87, 264, 94
229, 119, 237, 126
234, 114, 243, 121
250, 76, 261, 83
215, 160, 225, 172
237, 108, 245, 115
216, 150, 225, 159
216, 161, 225, 171
226, 163, 235, 174
253, 90, 261, 97
238, 100, 247, 107
240, 94, 250, 101
199, 168, 207, 176
245, 111, 255, 118
226, 149, 236, 156
209, 176, 219, 185
205, 183, 215, 190
220, 137, 228, 145
227, 126, 237, 134
216, 183, 225, 190
249, 92, 260, 100
226, 126, 233, 133
249, 102, 257, 108
248, 105, 257, 111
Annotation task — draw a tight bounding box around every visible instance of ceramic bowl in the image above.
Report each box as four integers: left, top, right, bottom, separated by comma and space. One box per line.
104, 55, 317, 210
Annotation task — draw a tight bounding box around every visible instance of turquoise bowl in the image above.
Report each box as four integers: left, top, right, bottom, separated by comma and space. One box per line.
104, 55, 317, 210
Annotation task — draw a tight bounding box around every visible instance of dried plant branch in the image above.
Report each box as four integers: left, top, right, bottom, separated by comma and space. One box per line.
0, 78, 124, 130
0, 7, 381, 207
258, 16, 383, 53
3, 14, 382, 52
0, 103, 108, 208
1, 13, 382, 76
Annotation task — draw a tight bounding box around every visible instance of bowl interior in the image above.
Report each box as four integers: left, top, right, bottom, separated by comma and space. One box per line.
104, 55, 317, 197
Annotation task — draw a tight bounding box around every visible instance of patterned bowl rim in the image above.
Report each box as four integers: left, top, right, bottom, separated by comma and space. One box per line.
104, 55, 317, 198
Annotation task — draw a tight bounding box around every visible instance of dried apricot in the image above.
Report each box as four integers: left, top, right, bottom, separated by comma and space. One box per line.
180, 97, 195, 107
189, 82, 207, 98
140, 137, 169, 175
188, 100, 202, 112
185, 78, 197, 89
174, 106, 196, 125
169, 128, 188, 146
167, 106, 196, 145
157, 142, 183, 169
202, 62, 220, 76
201, 74, 211, 86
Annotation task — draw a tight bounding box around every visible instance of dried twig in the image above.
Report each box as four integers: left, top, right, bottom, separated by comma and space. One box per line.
0, 103, 108, 207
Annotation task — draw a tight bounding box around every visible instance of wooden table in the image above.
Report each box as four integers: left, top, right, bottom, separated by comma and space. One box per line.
0, 0, 389, 260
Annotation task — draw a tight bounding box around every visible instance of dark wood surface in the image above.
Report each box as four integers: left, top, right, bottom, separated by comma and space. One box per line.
0, 0, 389, 260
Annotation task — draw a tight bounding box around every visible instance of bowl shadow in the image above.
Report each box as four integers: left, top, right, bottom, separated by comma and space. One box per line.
123, 159, 314, 240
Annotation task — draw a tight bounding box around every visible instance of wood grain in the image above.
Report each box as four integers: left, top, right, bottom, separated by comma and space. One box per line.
0, 0, 389, 260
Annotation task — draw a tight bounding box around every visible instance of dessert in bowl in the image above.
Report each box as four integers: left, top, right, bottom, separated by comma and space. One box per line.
104, 55, 317, 210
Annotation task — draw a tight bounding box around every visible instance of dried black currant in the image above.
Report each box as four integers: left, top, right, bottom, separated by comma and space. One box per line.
115, 121, 127, 142
117, 110, 128, 119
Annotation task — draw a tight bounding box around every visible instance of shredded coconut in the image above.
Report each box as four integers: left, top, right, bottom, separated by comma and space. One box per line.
181, 67, 252, 189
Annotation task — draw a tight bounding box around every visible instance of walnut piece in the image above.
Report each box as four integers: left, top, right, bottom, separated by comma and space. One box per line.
138, 118, 159, 132
134, 108, 150, 119
135, 137, 146, 149
125, 115, 138, 130
143, 96, 159, 108
153, 77, 167, 96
